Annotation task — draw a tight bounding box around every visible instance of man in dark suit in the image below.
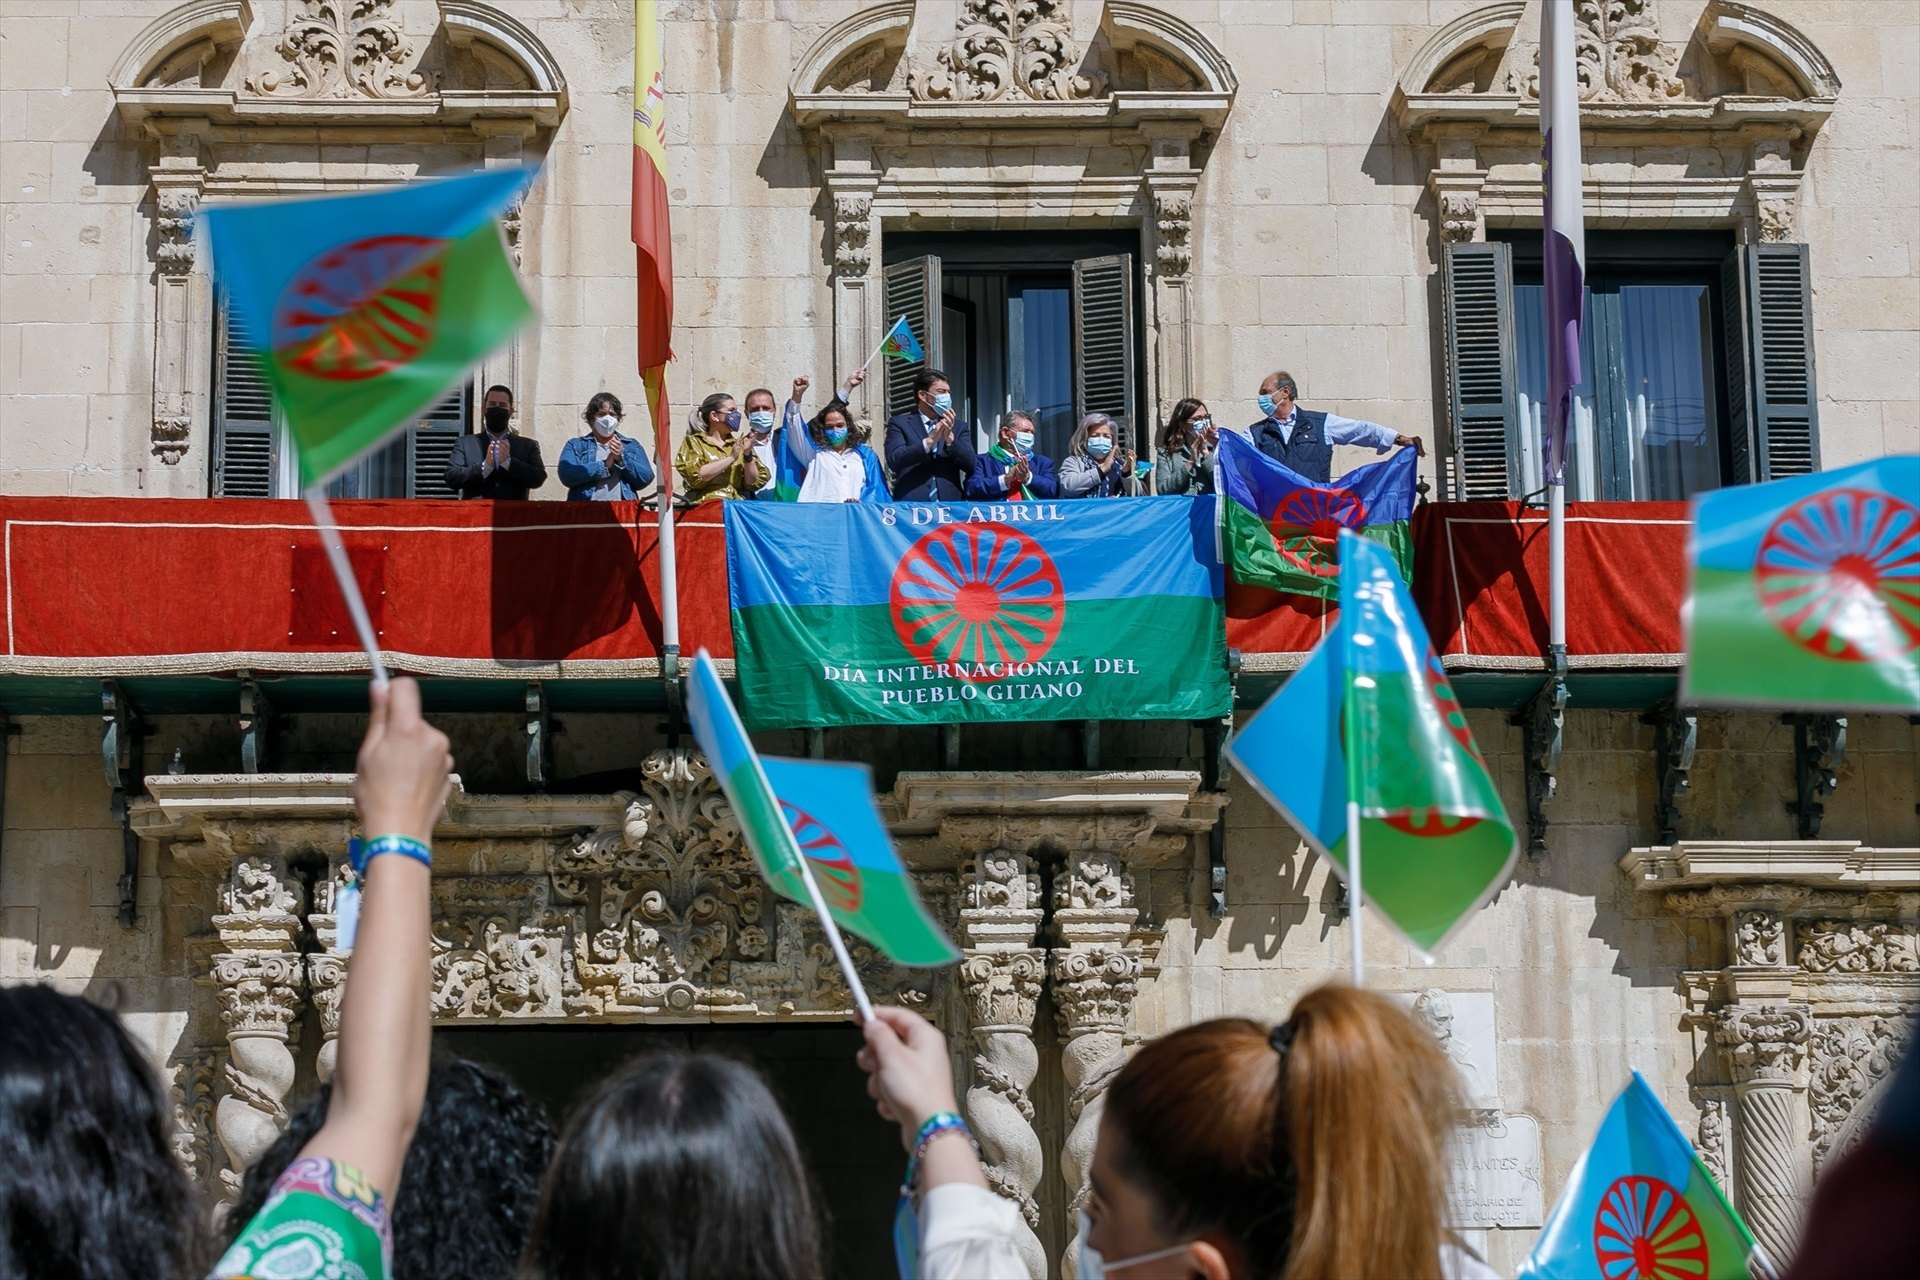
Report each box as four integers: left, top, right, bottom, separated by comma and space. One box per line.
445, 383, 548, 499
883, 368, 977, 501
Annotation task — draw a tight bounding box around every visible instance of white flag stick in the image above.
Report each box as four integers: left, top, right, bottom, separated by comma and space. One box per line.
857, 317, 905, 376
302, 486, 389, 688
1347, 799, 1365, 984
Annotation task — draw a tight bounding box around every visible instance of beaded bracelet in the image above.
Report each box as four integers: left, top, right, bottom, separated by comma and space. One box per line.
902, 1111, 978, 1194
348, 834, 432, 876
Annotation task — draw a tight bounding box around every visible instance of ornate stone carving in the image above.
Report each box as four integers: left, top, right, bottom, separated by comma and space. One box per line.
1509, 0, 1686, 102
1696, 1096, 1729, 1185
244, 0, 434, 101
1797, 920, 1920, 974
1715, 1004, 1810, 1084
1733, 909, 1785, 967
433, 875, 566, 1018
1153, 191, 1192, 278
1438, 189, 1480, 243
169, 1049, 223, 1188
833, 193, 872, 277
307, 950, 349, 1081
211, 857, 304, 1197
214, 951, 304, 1037
152, 414, 193, 465
1755, 196, 1795, 244
155, 185, 198, 277
908, 0, 1107, 103
221, 856, 300, 919
502, 196, 524, 268
1054, 850, 1134, 914
1810, 1016, 1912, 1172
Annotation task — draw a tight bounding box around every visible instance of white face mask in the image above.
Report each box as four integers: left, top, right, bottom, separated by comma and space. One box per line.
1075, 1211, 1193, 1280
592, 414, 618, 438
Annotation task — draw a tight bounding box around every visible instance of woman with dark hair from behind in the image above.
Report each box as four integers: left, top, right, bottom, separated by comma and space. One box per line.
519, 1049, 827, 1280
226, 1053, 555, 1280
0, 983, 213, 1280
1155, 397, 1219, 496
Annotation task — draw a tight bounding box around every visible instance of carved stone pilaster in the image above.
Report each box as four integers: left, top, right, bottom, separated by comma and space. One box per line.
211, 856, 304, 1197
145, 131, 210, 479
1733, 908, 1787, 967
954, 848, 1046, 1275
1695, 1094, 1730, 1186
1151, 190, 1191, 279
1715, 1004, 1812, 1261
833, 192, 873, 279
169, 1048, 223, 1190
1050, 851, 1142, 1276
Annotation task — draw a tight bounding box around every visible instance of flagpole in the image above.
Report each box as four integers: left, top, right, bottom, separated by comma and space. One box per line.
1346, 799, 1365, 984
302, 487, 389, 688
1541, 0, 1582, 678
856, 317, 903, 377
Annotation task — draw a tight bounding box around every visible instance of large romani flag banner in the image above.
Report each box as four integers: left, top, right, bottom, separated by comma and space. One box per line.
726, 498, 1230, 729
1215, 432, 1417, 599
1684, 455, 1920, 713
1518, 1072, 1760, 1280
200, 169, 533, 486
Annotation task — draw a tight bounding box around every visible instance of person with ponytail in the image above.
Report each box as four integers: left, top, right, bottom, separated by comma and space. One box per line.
1081, 983, 1497, 1280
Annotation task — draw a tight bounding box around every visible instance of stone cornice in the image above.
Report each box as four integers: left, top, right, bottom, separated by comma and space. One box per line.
1620, 840, 1920, 891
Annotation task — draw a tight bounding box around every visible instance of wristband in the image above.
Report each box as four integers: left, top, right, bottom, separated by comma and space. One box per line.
348, 834, 432, 876
902, 1111, 976, 1193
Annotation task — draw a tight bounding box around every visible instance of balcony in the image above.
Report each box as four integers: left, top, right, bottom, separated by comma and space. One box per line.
0, 495, 1688, 716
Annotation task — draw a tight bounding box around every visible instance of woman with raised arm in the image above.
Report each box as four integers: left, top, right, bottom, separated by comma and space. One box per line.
212, 677, 453, 1280
782, 368, 889, 503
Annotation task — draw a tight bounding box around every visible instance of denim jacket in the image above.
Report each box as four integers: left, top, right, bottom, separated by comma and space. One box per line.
557, 433, 655, 501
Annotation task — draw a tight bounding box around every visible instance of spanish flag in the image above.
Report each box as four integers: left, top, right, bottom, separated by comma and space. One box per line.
632, 1, 674, 494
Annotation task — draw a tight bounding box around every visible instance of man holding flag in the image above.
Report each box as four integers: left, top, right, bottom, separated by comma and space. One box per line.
1247, 369, 1423, 485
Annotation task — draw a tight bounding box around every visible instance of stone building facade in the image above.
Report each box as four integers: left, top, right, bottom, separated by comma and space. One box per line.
2, 1, 1918, 1275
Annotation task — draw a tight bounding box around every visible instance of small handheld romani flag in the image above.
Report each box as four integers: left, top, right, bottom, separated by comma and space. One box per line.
199, 169, 534, 487
1518, 1072, 1763, 1280
685, 650, 960, 968
1225, 532, 1514, 956
1684, 455, 1920, 713
1214, 432, 1416, 600
879, 316, 925, 362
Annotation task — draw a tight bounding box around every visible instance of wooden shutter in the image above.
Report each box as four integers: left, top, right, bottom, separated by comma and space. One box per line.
1723, 244, 1820, 481
1440, 241, 1519, 500
212, 307, 278, 497
1072, 253, 1136, 435
883, 255, 941, 417
408, 383, 470, 497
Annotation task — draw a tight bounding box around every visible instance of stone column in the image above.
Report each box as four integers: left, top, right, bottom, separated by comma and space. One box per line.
823, 133, 880, 418
1050, 851, 1142, 1277
1715, 1004, 1812, 1262
211, 856, 305, 1197
307, 862, 348, 1082
958, 849, 1046, 1278
1142, 144, 1198, 461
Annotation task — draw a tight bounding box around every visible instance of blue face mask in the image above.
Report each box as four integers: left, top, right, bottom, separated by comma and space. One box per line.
747, 409, 775, 435
1258, 392, 1278, 418
723, 409, 741, 431
1085, 436, 1113, 459
1012, 430, 1035, 453
825, 426, 849, 446
931, 393, 953, 415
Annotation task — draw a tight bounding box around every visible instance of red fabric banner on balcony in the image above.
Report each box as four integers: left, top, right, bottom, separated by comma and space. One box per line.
1413, 502, 1689, 666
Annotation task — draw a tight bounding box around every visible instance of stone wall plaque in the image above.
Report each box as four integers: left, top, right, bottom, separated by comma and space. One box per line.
1450, 1111, 1545, 1229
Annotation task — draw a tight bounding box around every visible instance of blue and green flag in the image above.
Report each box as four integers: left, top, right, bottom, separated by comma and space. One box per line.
1685, 454, 1920, 713
199, 168, 535, 486
1519, 1072, 1761, 1280
1214, 432, 1416, 598
685, 650, 959, 967
1225, 532, 1514, 956
879, 316, 925, 362
726, 498, 1229, 729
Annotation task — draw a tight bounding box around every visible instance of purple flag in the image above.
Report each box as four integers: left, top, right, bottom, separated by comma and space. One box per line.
1541, 0, 1586, 486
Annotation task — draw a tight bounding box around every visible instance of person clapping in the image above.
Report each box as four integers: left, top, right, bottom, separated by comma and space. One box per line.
558, 392, 655, 502
968, 410, 1058, 499
1060, 412, 1142, 498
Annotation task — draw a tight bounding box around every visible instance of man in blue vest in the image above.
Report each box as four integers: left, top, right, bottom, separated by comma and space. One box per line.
1245, 370, 1423, 483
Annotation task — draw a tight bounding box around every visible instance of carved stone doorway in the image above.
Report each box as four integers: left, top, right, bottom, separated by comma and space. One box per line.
438, 1022, 901, 1279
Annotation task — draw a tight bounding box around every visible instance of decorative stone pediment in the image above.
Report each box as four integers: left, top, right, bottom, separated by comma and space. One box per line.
111, 0, 567, 128
789, 0, 1235, 128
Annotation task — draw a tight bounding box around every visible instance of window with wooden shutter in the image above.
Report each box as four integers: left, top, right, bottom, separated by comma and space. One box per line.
1071, 253, 1136, 438
408, 385, 469, 497
212, 308, 279, 498
1724, 244, 1820, 481
883, 256, 942, 418
1441, 241, 1519, 500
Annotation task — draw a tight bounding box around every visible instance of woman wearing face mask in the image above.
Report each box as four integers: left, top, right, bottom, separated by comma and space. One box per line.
675, 392, 764, 504
558, 392, 656, 502
780, 372, 887, 503
967, 410, 1058, 499
1154, 399, 1218, 497
1059, 412, 1142, 498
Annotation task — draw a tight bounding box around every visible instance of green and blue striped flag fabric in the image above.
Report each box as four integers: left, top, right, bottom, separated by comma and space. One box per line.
1214, 432, 1416, 599
686, 650, 958, 967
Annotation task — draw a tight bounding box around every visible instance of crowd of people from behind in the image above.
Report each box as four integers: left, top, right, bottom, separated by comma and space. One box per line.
2, 680, 1909, 1279
444, 368, 1424, 505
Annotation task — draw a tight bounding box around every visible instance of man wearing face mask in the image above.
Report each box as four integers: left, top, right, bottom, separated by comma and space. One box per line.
444, 384, 548, 500
966, 411, 1058, 499
883, 369, 978, 502
1246, 370, 1423, 485
740, 387, 783, 499
557, 391, 655, 501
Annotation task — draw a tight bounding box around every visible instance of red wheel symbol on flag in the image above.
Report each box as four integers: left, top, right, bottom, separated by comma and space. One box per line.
1374, 651, 1486, 837
272, 235, 446, 381
1272, 487, 1369, 578
780, 799, 862, 913
1756, 487, 1920, 662
1379, 810, 1485, 837
1593, 1175, 1710, 1280
1425, 649, 1483, 762
890, 523, 1065, 677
